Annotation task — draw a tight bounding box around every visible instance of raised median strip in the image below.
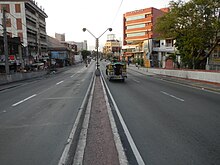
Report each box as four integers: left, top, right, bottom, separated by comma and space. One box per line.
73, 75, 128, 165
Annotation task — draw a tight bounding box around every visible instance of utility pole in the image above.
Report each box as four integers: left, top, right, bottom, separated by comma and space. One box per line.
2, 8, 10, 74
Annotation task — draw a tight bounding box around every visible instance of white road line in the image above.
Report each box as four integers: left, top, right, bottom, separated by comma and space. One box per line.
12, 94, 37, 107
133, 79, 140, 83
71, 73, 77, 78
102, 74, 145, 165
161, 91, 185, 102
71, 67, 86, 78
100, 74, 128, 164
56, 81, 64, 85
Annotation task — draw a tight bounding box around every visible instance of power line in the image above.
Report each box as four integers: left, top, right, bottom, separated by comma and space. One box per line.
110, 0, 124, 26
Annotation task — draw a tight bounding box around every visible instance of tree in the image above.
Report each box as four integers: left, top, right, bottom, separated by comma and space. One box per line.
81, 50, 91, 62
155, 0, 220, 69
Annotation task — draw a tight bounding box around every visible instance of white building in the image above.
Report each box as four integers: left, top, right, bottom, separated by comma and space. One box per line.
66, 40, 88, 52
0, 0, 48, 63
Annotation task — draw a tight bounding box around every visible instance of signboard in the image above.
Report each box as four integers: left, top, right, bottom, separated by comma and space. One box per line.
0, 55, 16, 62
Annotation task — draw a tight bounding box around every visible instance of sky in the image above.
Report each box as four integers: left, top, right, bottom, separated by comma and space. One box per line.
35, 0, 172, 50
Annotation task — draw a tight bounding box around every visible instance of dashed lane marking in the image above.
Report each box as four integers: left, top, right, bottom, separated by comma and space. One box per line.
161, 91, 185, 102
12, 94, 37, 107
56, 81, 64, 85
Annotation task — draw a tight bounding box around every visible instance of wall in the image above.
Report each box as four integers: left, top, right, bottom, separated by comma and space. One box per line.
147, 68, 220, 83
0, 70, 47, 85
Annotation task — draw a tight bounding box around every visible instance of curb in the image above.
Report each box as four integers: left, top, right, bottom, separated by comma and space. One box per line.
58, 72, 95, 165
128, 67, 220, 93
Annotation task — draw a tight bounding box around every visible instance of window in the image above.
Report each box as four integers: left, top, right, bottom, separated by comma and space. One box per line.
166, 39, 173, 47
6, 18, 11, 27
15, 4, 21, 13
127, 24, 145, 29
17, 32, 23, 42
0, 4, 10, 13
8, 32, 12, 38
1, 18, 11, 27
126, 15, 145, 21
127, 32, 145, 37
16, 18, 22, 30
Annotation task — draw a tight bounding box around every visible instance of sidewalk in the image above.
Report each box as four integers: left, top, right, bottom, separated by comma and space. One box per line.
128, 65, 220, 93
0, 65, 79, 91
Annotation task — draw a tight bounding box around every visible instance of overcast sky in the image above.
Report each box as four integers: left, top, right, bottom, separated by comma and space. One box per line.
35, 0, 171, 50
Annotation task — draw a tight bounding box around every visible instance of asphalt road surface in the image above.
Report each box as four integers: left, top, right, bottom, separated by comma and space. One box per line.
100, 61, 220, 165
1, 60, 219, 165
0, 63, 95, 165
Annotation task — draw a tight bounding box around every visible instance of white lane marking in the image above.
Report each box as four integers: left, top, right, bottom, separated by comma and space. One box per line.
0, 110, 7, 114
73, 76, 96, 164
56, 81, 64, 85
71, 67, 86, 78
102, 74, 145, 165
133, 79, 140, 83
71, 73, 77, 78
100, 74, 128, 164
58, 72, 95, 165
12, 94, 37, 107
161, 91, 185, 102
158, 78, 220, 95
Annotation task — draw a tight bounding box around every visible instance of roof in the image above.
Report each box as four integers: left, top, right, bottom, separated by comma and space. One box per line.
107, 61, 126, 66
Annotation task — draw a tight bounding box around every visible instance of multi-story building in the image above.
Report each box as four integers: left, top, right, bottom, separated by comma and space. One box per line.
67, 40, 88, 52
0, 0, 47, 64
103, 34, 121, 60
123, 7, 169, 67
55, 33, 65, 42
208, 47, 220, 70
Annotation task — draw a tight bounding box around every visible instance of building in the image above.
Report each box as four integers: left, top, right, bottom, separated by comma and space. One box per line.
103, 34, 121, 60
0, 0, 48, 65
47, 35, 77, 67
123, 7, 169, 67
55, 33, 65, 42
67, 40, 88, 52
208, 46, 220, 70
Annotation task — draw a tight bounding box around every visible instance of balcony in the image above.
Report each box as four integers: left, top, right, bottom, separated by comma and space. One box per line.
153, 46, 175, 53
25, 10, 37, 22
27, 37, 37, 44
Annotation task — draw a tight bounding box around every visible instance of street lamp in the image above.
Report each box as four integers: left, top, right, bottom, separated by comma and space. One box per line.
82, 27, 112, 75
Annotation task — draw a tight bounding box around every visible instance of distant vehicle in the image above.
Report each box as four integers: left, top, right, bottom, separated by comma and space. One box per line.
31, 62, 44, 71
106, 61, 127, 82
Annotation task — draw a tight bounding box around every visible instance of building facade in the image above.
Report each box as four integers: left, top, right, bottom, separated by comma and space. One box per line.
103, 34, 121, 60
55, 33, 65, 42
123, 7, 169, 67
47, 36, 77, 67
0, 0, 47, 65
67, 40, 88, 52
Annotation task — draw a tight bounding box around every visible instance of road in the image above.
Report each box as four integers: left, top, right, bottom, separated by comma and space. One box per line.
0, 60, 219, 165
0, 62, 95, 165
100, 61, 220, 165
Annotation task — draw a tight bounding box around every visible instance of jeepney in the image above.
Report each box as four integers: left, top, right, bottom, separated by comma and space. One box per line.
106, 62, 127, 82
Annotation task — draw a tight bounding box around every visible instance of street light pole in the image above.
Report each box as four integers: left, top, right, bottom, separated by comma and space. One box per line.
83, 28, 112, 75
96, 38, 99, 69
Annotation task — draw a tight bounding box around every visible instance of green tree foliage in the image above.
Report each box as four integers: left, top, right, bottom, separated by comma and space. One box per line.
155, 0, 220, 69
81, 50, 91, 61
